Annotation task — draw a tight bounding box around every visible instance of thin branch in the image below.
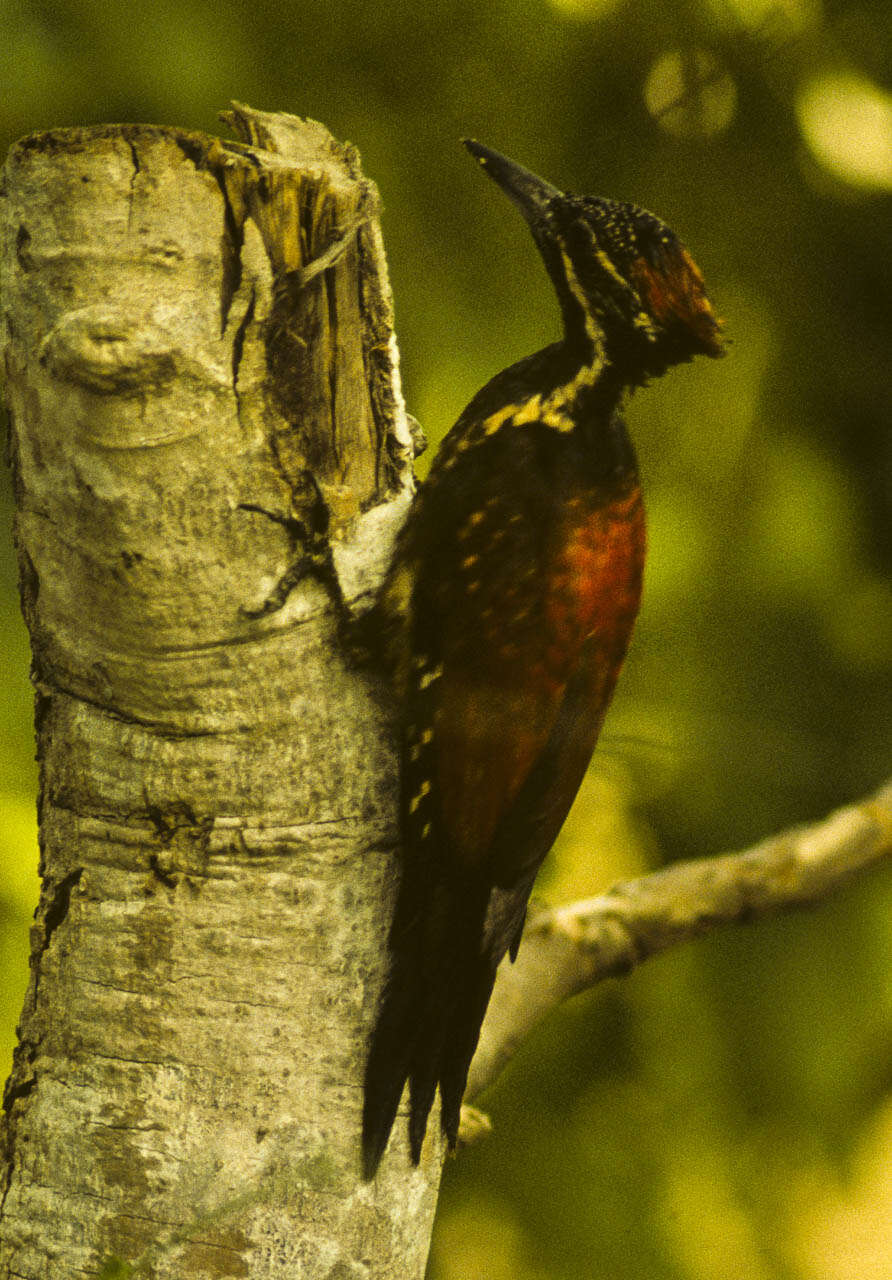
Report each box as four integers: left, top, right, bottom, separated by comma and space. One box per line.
466, 778, 892, 1106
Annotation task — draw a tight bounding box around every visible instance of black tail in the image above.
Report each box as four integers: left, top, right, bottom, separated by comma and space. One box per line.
362, 861, 506, 1179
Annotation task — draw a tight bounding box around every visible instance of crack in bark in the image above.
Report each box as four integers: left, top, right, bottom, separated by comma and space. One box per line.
170, 134, 246, 334
27, 867, 84, 1009
324, 267, 339, 462
1, 1078, 36, 1112
236, 492, 344, 620
142, 797, 213, 852
125, 137, 140, 233
40, 868, 83, 958
230, 285, 256, 430
14, 223, 33, 271
147, 853, 179, 888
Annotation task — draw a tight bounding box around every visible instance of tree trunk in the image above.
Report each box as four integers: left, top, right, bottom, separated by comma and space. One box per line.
0, 104, 441, 1280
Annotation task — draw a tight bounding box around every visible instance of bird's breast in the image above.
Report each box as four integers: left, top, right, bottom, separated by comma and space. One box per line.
542, 483, 646, 686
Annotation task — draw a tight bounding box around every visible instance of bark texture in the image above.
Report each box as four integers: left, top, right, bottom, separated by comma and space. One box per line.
0, 104, 439, 1280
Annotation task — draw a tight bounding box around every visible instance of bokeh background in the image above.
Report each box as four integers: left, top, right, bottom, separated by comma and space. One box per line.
1, 1, 890, 1276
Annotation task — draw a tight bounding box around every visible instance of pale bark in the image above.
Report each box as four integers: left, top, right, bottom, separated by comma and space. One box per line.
466, 777, 892, 1108
3, 101, 890, 1280
0, 104, 439, 1280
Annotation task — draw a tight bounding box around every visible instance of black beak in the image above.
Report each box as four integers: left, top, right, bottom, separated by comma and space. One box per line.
463, 140, 562, 226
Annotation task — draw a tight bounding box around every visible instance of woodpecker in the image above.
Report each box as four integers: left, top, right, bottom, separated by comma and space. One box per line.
361, 141, 722, 1178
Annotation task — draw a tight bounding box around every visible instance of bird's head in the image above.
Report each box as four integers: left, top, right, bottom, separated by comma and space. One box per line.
464, 139, 723, 383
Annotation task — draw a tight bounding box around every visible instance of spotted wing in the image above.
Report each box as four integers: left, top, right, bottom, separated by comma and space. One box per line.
401, 472, 568, 879
404, 445, 644, 885
363, 420, 645, 1174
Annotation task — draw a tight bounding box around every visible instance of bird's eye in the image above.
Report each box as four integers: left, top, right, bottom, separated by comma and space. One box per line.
637, 225, 676, 269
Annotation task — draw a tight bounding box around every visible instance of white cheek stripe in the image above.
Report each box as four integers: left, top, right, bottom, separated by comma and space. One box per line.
563, 244, 604, 344
573, 236, 657, 342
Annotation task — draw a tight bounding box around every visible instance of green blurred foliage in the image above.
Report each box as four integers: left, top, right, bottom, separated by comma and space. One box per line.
1, 1, 890, 1276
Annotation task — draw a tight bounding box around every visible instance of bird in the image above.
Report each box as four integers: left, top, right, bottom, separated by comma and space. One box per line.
361, 140, 723, 1179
